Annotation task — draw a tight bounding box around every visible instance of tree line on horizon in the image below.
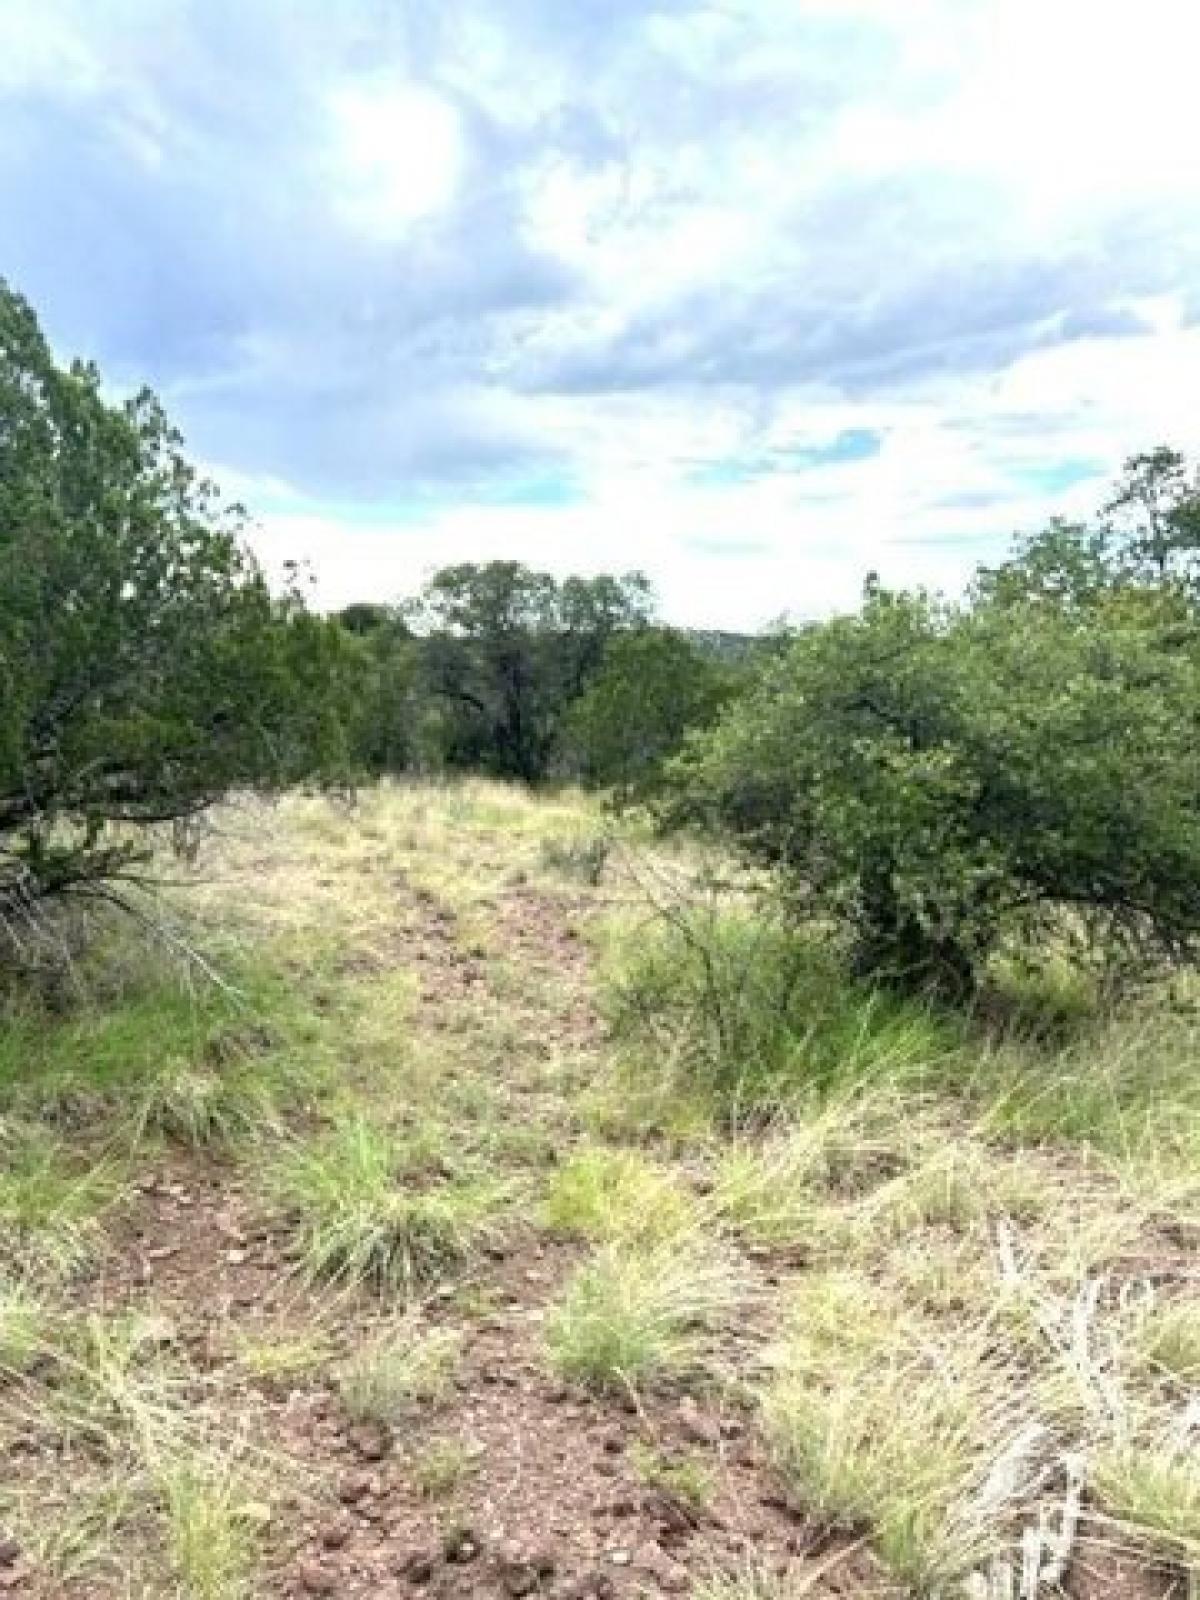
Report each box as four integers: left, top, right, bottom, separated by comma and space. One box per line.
6, 275, 1200, 1006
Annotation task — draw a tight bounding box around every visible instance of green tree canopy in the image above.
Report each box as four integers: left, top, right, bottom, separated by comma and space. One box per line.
407, 561, 653, 780
0, 281, 351, 928
567, 627, 738, 802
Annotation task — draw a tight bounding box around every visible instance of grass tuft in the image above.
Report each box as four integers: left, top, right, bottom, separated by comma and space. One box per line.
269, 1117, 509, 1295
125, 1059, 281, 1149
0, 1117, 116, 1276
542, 1144, 697, 1245
545, 1240, 741, 1394
160, 1454, 265, 1600
338, 1320, 462, 1423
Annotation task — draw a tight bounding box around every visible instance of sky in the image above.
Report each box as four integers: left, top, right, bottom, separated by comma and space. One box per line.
2, 0, 1199, 629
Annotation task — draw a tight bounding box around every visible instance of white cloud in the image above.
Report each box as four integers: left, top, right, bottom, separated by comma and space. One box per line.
5, 0, 1200, 626
326, 77, 463, 238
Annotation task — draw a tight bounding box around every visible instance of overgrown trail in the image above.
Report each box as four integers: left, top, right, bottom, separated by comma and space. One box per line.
0, 782, 1195, 1600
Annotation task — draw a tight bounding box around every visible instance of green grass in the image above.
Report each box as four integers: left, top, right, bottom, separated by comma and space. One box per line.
410, 1435, 481, 1498
630, 1443, 714, 1512
1131, 1296, 1200, 1383
545, 1241, 741, 1395
0, 1117, 116, 1275
268, 1116, 510, 1295
0, 1275, 45, 1374
159, 1455, 266, 1600
542, 1145, 697, 1245
1092, 1442, 1200, 1564
601, 901, 960, 1109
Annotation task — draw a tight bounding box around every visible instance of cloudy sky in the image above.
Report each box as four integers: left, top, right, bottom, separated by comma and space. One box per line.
3, 0, 1199, 627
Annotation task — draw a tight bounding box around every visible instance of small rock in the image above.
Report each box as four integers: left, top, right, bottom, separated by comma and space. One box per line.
320, 1518, 353, 1550
0, 1540, 18, 1569
442, 1525, 481, 1564
295, 1558, 337, 1595
677, 1397, 720, 1447
337, 1470, 375, 1504
348, 1423, 390, 1462
226, 1247, 248, 1265
397, 1549, 437, 1584
495, 1541, 557, 1597
607, 1549, 632, 1567
634, 1542, 688, 1592
130, 1312, 179, 1352
601, 1433, 624, 1456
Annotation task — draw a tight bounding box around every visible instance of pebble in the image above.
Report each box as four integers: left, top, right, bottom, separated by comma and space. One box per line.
397, 1549, 437, 1584
442, 1525, 481, 1564
677, 1397, 721, 1446
348, 1423, 390, 1462
634, 1542, 689, 1592
295, 1558, 337, 1595
337, 1470, 376, 1504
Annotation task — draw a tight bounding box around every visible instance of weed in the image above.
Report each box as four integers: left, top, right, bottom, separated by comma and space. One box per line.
630, 1444, 714, 1512
234, 1328, 334, 1383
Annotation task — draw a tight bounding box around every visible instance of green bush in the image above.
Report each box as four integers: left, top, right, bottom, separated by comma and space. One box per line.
673, 586, 1200, 999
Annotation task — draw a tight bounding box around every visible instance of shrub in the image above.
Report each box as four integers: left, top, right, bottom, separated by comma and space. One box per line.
566, 626, 737, 801
672, 583, 1200, 999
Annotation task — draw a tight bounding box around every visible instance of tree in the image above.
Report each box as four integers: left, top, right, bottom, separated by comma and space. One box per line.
1105, 445, 1200, 585
567, 627, 736, 801
0, 281, 351, 932
331, 605, 419, 774
980, 448, 1200, 608
408, 562, 653, 780
673, 585, 1200, 998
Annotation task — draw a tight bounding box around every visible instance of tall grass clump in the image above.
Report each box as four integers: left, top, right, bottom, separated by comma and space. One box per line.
974, 1006, 1200, 1159
601, 898, 958, 1110
268, 1117, 509, 1295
